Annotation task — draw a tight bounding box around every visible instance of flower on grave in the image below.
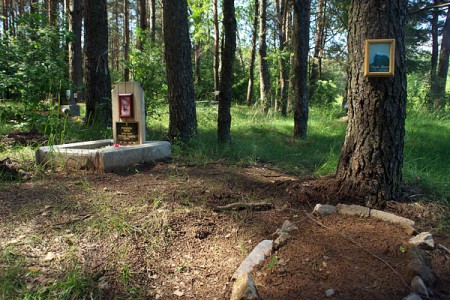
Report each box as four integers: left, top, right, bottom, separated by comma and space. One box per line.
114, 143, 120, 148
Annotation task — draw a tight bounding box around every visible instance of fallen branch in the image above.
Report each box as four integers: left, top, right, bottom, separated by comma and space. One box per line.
214, 202, 274, 212
304, 212, 415, 294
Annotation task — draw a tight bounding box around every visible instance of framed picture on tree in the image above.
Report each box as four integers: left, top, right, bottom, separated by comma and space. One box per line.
364, 39, 395, 77
119, 94, 133, 118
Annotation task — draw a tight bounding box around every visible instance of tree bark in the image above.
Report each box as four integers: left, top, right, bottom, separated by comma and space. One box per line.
123, 0, 130, 81
218, 0, 236, 145
309, 0, 327, 101
2, 0, 8, 40
163, 0, 197, 141
259, 0, 271, 113
246, 0, 259, 106
276, 0, 289, 117
137, 0, 147, 50
435, 5, 450, 110
150, 0, 156, 42
68, 0, 83, 91
213, 0, 220, 100
336, 0, 408, 207
292, 0, 309, 138
430, 0, 439, 108
84, 0, 111, 126
113, 0, 120, 71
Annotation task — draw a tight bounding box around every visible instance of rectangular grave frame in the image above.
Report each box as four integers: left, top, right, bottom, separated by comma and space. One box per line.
364, 39, 395, 77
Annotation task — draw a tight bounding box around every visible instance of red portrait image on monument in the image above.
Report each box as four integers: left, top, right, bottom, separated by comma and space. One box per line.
119, 94, 133, 118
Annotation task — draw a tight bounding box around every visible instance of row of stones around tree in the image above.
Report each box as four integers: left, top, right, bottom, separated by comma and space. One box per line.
230, 203, 444, 300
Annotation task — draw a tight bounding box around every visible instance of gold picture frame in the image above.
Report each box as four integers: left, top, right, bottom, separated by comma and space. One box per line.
364, 39, 395, 77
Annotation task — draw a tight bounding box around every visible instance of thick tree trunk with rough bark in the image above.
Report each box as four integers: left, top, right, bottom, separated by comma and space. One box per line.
84, 0, 111, 126
163, 0, 197, 141
336, 0, 408, 207
259, 0, 271, 112
218, 0, 236, 145
435, 6, 450, 110
246, 0, 259, 106
68, 0, 82, 91
292, 0, 309, 138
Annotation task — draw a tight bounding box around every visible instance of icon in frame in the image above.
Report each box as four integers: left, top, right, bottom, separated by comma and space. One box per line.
119, 93, 133, 118
364, 39, 395, 77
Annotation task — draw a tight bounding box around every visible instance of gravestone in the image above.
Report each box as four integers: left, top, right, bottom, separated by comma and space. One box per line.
61, 89, 81, 116
111, 82, 146, 145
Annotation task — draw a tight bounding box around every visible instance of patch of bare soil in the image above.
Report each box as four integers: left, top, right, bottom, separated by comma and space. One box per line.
0, 163, 448, 299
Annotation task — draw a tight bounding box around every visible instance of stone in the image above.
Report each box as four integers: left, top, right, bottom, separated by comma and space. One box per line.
230, 273, 261, 300
313, 204, 337, 216
325, 288, 335, 297
411, 276, 429, 297
407, 246, 436, 285
336, 204, 370, 217
232, 240, 273, 279
43, 252, 56, 261
409, 232, 435, 250
281, 220, 298, 233
273, 232, 290, 250
403, 293, 422, 300
370, 209, 416, 227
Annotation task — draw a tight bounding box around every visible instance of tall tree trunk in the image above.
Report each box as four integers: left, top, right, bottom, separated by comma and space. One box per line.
429, 0, 439, 109
49, 0, 58, 25
292, 0, 309, 138
213, 0, 220, 100
137, 0, 147, 50
163, 0, 197, 141
218, 0, 236, 145
18, 0, 24, 15
336, 0, 408, 207
84, 0, 111, 126
150, 0, 156, 42
113, 0, 120, 71
276, 0, 289, 117
259, 0, 271, 112
246, 0, 259, 106
309, 0, 327, 101
435, 6, 450, 110
68, 0, 82, 91
123, 0, 130, 81
2, 0, 8, 39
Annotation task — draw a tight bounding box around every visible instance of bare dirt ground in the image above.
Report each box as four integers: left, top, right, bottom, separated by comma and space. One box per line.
0, 162, 449, 299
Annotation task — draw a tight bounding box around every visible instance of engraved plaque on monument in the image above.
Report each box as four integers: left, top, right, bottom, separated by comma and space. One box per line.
116, 122, 139, 144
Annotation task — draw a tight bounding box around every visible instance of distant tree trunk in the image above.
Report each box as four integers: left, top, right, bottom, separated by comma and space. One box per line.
84, 0, 111, 126
68, 0, 83, 91
246, 0, 259, 106
309, 0, 327, 101
123, 0, 130, 81
18, 0, 24, 15
113, 0, 120, 71
163, 0, 197, 141
213, 0, 220, 100
276, 0, 289, 117
137, 0, 147, 50
30, 0, 38, 14
430, 0, 439, 108
150, 0, 156, 42
336, 0, 407, 207
2, 0, 8, 39
218, 0, 236, 145
49, 0, 58, 25
435, 6, 450, 110
259, 0, 271, 112
292, 0, 309, 138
